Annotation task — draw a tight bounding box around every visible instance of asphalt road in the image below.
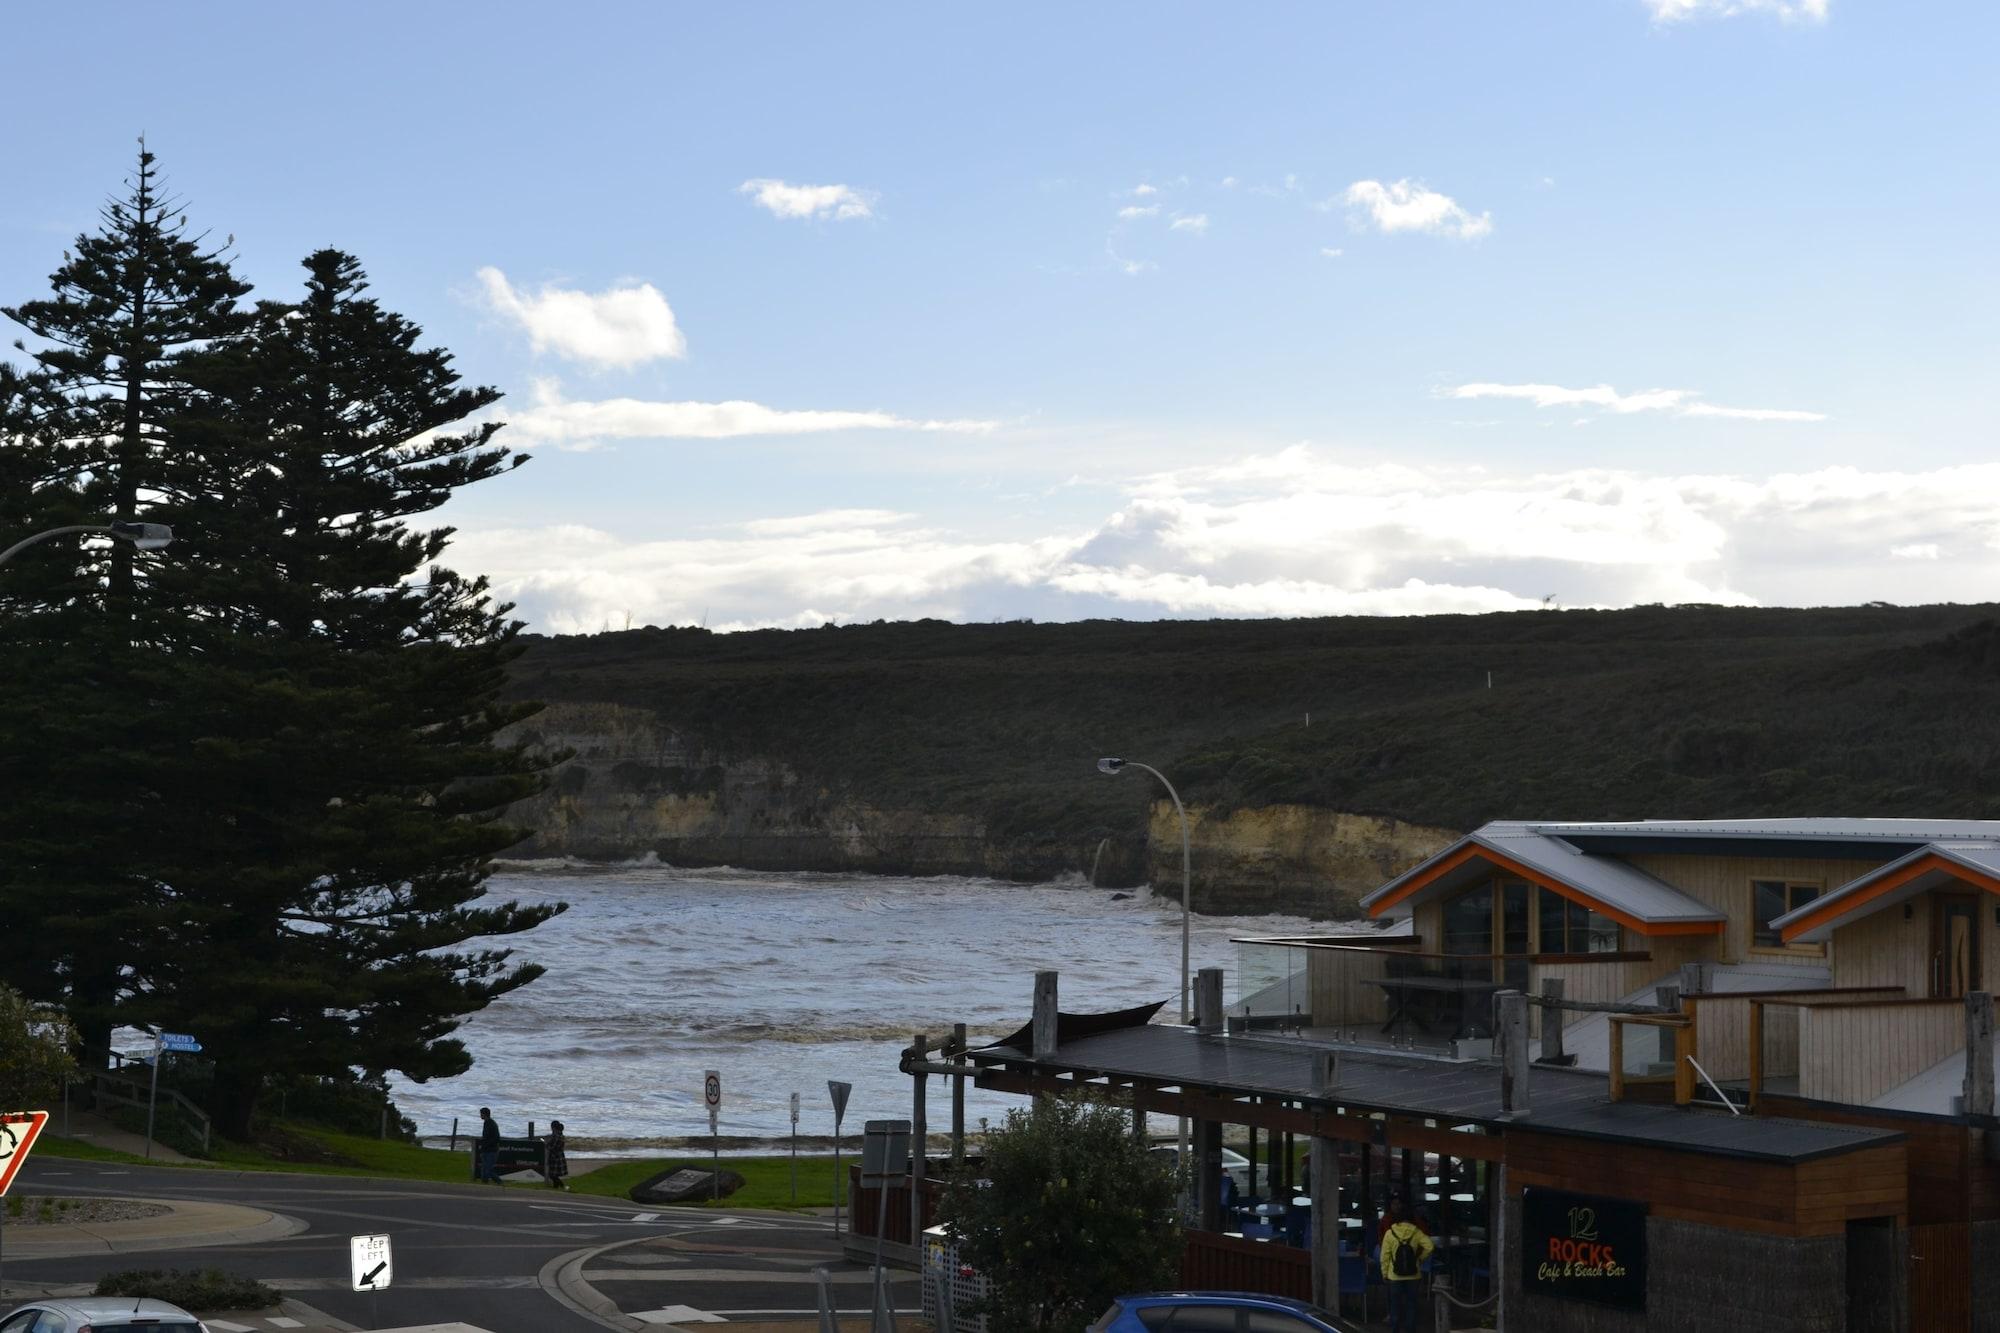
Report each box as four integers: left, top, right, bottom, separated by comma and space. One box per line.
8, 1158, 912, 1333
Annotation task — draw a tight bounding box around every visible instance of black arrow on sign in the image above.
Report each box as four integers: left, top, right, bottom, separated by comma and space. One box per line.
362, 1261, 386, 1285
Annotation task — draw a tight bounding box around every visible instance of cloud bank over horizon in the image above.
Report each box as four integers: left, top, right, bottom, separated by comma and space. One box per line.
446, 445, 2000, 635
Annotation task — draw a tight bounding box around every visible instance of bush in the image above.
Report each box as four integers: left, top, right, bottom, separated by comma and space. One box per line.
94, 1269, 280, 1312
941, 1093, 1181, 1333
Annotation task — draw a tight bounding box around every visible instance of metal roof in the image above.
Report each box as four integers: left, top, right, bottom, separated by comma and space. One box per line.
1359, 822, 1726, 926
1530, 817, 2000, 843
1774, 841, 2000, 943
972, 1025, 1900, 1163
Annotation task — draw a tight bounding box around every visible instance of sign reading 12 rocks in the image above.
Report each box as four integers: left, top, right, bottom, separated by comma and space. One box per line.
1520, 1187, 1647, 1311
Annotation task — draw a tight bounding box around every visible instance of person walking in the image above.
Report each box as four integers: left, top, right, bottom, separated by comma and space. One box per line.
1379, 1196, 1433, 1333
476, 1107, 502, 1185
545, 1120, 570, 1190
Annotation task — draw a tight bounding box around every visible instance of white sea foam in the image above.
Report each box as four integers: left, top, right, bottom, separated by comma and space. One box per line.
387, 866, 1343, 1141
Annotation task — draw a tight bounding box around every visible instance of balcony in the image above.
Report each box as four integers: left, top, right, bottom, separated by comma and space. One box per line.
1234, 936, 1657, 1055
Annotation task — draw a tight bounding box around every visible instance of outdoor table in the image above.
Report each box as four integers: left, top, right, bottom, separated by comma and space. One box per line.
1366, 976, 1504, 1039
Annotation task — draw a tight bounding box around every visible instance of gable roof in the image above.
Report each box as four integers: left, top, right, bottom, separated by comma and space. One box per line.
1776, 841, 2000, 943
1360, 821, 1726, 936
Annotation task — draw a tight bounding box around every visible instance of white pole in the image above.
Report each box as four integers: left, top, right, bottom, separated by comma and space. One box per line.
1125, 761, 1192, 1023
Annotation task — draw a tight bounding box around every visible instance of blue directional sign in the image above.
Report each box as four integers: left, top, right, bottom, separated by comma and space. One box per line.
158, 1033, 201, 1054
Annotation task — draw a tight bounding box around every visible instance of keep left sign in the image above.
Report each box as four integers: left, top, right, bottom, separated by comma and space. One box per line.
351, 1233, 393, 1291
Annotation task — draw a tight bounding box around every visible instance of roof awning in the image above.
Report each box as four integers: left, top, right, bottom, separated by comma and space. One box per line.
1777, 843, 2000, 944
1361, 825, 1725, 938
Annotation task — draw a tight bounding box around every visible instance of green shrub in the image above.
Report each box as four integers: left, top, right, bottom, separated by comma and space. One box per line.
94, 1269, 280, 1312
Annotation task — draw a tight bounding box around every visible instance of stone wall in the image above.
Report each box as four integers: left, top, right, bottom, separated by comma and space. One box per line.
1502, 1198, 1851, 1333
1974, 1218, 2000, 1333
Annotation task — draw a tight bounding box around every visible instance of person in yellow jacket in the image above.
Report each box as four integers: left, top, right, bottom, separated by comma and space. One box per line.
1379, 1196, 1434, 1333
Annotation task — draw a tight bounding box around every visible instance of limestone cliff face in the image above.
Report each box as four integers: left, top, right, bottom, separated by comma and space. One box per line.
502, 702, 1457, 915
1146, 803, 1458, 917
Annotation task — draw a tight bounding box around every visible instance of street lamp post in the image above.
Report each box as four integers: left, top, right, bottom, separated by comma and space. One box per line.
0, 522, 173, 569
1098, 756, 1193, 1023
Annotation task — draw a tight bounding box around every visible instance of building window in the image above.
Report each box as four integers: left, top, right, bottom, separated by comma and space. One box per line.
1536, 888, 1620, 954
1752, 880, 1821, 949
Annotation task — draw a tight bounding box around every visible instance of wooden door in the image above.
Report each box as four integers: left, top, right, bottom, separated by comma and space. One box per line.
1932, 895, 1982, 999
1907, 1221, 1970, 1333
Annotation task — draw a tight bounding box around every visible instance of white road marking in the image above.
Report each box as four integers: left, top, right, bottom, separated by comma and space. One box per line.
266, 1319, 304, 1328
203, 1322, 252, 1332
632, 1211, 660, 1222
631, 1307, 726, 1325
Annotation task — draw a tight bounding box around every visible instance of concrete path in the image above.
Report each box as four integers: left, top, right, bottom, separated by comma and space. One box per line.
51, 1110, 196, 1164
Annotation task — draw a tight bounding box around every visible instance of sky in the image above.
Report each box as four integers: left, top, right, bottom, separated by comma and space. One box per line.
4, 1, 1997, 633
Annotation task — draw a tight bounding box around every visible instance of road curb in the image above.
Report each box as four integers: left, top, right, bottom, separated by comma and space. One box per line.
4, 1200, 307, 1258
541, 1235, 656, 1332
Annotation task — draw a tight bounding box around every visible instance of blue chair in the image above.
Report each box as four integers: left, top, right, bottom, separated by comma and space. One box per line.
1338, 1253, 1372, 1322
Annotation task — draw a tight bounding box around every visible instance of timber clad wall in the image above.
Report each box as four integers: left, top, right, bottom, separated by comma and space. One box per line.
1833, 904, 1933, 994
1754, 1098, 1997, 1227
1623, 853, 1884, 965
1973, 1220, 2000, 1333
1797, 1001, 1964, 1105
1304, 948, 1392, 1030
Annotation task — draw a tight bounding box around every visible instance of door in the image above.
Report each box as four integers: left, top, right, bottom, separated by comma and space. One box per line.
1931, 894, 1982, 998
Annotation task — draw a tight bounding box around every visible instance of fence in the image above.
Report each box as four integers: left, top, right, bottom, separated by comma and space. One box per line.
848, 1168, 945, 1247
1749, 995, 1967, 1109
1179, 1231, 1311, 1301
1684, 987, 1901, 1085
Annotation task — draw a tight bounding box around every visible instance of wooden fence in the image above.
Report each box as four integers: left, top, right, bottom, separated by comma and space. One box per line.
1686, 987, 1902, 1084
847, 1169, 945, 1247
1180, 1231, 1312, 1301
1797, 1000, 1964, 1106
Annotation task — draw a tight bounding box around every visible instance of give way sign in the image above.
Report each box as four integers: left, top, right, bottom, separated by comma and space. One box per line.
0, 1112, 49, 1197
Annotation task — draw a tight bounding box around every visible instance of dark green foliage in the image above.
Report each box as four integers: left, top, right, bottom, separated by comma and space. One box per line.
1, 155, 555, 1141
94, 1268, 280, 1312
509, 604, 2000, 882
941, 1094, 1181, 1333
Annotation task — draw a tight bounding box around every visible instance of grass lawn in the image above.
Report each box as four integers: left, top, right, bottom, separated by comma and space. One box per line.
37, 1121, 851, 1210
567, 1152, 849, 1211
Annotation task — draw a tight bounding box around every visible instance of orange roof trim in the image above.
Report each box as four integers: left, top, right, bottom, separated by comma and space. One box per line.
1367, 843, 1723, 939
1780, 851, 2000, 942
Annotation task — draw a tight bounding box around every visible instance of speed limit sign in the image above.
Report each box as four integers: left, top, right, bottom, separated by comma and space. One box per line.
704, 1070, 721, 1133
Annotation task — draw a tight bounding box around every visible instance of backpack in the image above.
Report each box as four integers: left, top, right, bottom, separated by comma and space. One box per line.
1389, 1224, 1419, 1278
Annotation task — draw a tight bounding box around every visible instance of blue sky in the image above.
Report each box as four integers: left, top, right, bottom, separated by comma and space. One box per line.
6, 1, 1997, 631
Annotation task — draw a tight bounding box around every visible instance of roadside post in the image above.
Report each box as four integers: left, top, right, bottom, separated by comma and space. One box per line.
351, 1231, 392, 1330
828, 1080, 853, 1234
0, 1111, 50, 1298
862, 1120, 911, 1333
790, 1091, 801, 1203
144, 1031, 201, 1160
704, 1070, 723, 1201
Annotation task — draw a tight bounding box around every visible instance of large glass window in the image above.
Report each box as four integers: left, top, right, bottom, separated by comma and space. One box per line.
1753, 880, 1821, 949
1535, 890, 1619, 954
1443, 883, 1494, 955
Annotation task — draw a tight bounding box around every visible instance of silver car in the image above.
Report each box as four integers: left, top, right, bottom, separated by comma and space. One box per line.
0, 1298, 208, 1333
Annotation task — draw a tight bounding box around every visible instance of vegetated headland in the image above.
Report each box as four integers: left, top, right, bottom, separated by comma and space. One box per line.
501, 602, 2000, 916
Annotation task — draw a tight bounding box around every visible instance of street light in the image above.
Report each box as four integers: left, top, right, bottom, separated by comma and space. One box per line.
1098, 756, 1193, 1024
0, 521, 173, 568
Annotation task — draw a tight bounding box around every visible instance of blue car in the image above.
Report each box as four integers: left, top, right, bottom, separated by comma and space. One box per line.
1089, 1292, 1347, 1333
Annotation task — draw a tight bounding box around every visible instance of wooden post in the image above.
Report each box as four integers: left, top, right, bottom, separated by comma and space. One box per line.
1497, 990, 1528, 1115
1195, 968, 1224, 1035
1748, 1002, 1764, 1112
1677, 960, 1708, 998
1032, 971, 1058, 1061
1193, 1116, 1223, 1232
1673, 1022, 1695, 1106
1309, 1053, 1340, 1313
950, 1023, 967, 1173
1608, 1018, 1626, 1102
1133, 1096, 1147, 1142
1964, 991, 1995, 1117
1539, 978, 1566, 1064
912, 1031, 928, 1247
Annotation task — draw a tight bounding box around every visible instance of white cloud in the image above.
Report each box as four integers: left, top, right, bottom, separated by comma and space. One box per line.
475, 268, 686, 368
1219, 176, 1239, 189
1117, 205, 1159, 220
1450, 381, 1826, 422
1130, 183, 1159, 197
1644, 0, 1828, 22
1170, 214, 1210, 235
1338, 179, 1492, 240
501, 379, 995, 451
453, 445, 2000, 634
738, 178, 877, 221
1320, 247, 1344, 259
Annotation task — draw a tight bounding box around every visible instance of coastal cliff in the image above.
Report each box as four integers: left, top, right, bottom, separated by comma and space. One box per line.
501, 701, 1453, 915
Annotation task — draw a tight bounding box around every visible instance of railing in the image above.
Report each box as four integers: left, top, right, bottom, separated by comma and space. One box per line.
1608, 1013, 1692, 1103
1234, 937, 1650, 1047
1749, 995, 1964, 1109
1180, 1231, 1311, 1301
87, 1060, 212, 1153
1684, 987, 1901, 1085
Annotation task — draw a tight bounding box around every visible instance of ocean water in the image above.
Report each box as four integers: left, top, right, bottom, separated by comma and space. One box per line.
384, 863, 1346, 1149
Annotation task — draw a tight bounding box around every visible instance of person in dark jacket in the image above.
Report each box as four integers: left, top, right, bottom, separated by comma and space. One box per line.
477, 1107, 501, 1184
545, 1120, 570, 1190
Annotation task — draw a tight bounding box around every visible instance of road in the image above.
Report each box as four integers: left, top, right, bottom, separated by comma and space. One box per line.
8, 1158, 917, 1333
